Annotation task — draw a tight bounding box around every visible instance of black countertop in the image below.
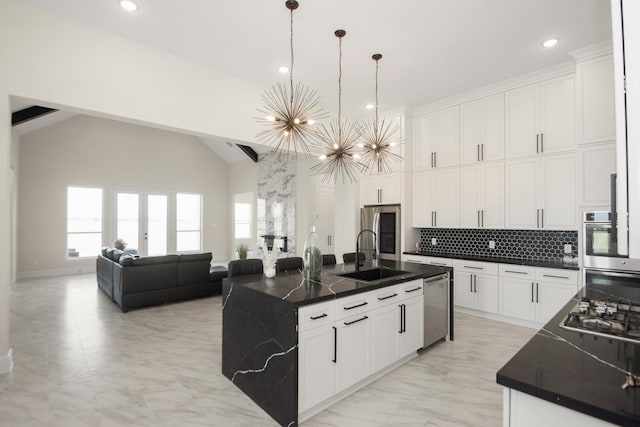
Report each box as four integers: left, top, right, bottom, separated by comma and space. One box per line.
497, 280, 640, 426
403, 251, 580, 271
224, 259, 450, 307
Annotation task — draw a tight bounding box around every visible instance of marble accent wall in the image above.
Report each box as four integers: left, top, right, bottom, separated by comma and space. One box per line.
258, 152, 296, 255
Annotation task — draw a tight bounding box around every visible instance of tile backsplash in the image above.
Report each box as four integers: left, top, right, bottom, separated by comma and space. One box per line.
419, 228, 578, 262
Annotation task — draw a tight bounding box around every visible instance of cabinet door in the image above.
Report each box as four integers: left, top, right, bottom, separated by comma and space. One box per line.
379, 173, 402, 204
335, 314, 371, 392
505, 84, 539, 158
536, 281, 576, 324
475, 274, 499, 314
454, 271, 475, 309
460, 100, 482, 165
540, 75, 576, 154
399, 295, 424, 356
371, 304, 401, 373
505, 158, 539, 229
481, 93, 505, 161
434, 168, 460, 228
412, 113, 434, 171
577, 55, 616, 145
481, 163, 505, 228
579, 143, 616, 206
460, 166, 481, 228
360, 175, 380, 206
498, 277, 536, 322
540, 154, 577, 229
433, 106, 460, 168
298, 326, 336, 412
412, 171, 435, 227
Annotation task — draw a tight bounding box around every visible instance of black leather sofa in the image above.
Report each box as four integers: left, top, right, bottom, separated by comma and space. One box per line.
97, 248, 224, 312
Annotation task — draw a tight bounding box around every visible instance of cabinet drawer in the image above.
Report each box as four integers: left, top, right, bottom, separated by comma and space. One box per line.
335, 293, 372, 320
499, 264, 535, 278
453, 259, 499, 275
371, 284, 403, 309
535, 268, 578, 285
398, 279, 424, 300
425, 257, 452, 267
402, 254, 426, 264
299, 300, 335, 332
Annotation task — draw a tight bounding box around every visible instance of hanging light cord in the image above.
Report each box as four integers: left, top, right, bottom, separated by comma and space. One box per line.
289, 6, 294, 106
374, 57, 379, 131
338, 35, 343, 140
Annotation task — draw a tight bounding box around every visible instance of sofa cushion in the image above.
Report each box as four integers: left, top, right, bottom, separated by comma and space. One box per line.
111, 249, 125, 262
101, 247, 110, 257
180, 253, 212, 263
120, 254, 180, 266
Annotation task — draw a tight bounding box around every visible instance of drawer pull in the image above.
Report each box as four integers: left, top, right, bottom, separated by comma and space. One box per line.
378, 293, 398, 301
405, 287, 422, 293
504, 270, 528, 275
310, 313, 328, 320
430, 262, 447, 266
343, 301, 368, 310
463, 265, 484, 270
542, 274, 570, 280
344, 315, 368, 326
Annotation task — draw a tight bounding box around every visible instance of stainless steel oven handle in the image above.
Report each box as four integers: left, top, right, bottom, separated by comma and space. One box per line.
586, 270, 640, 280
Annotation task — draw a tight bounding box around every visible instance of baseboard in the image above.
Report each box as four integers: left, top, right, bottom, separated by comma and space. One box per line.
0, 348, 13, 375
17, 265, 97, 280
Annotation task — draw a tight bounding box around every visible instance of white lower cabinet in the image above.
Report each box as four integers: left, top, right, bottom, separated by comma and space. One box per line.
299, 279, 425, 417
498, 265, 578, 325
453, 261, 499, 314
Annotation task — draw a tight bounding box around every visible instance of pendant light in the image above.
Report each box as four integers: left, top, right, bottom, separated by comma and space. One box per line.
359, 53, 403, 174
311, 29, 363, 184
256, 0, 327, 158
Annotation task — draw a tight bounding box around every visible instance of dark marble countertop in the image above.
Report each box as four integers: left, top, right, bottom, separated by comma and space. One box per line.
402, 251, 580, 271
497, 281, 640, 426
223, 259, 450, 307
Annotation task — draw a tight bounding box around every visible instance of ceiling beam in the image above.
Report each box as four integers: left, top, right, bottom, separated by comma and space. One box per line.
237, 144, 259, 163
12, 106, 58, 126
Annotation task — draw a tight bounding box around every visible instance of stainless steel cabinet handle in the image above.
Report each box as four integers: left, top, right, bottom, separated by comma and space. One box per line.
434, 152, 437, 167
463, 265, 484, 270
505, 270, 528, 275
481, 143, 484, 161
536, 282, 539, 303
310, 313, 328, 320
540, 133, 544, 153
536, 209, 540, 228
481, 210, 484, 227
434, 211, 437, 227
430, 262, 447, 266
470, 275, 473, 293
542, 274, 570, 280
344, 315, 368, 326
536, 134, 540, 153
473, 275, 477, 293
332, 326, 337, 363
541, 208, 544, 228
477, 144, 480, 162
531, 282, 534, 303
478, 210, 480, 227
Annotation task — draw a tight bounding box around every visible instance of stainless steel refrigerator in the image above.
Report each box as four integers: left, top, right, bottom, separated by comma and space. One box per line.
360, 204, 401, 261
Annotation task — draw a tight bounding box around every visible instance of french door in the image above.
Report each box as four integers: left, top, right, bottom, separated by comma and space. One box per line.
114, 190, 170, 256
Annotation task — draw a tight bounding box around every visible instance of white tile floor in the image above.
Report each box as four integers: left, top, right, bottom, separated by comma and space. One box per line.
0, 274, 536, 426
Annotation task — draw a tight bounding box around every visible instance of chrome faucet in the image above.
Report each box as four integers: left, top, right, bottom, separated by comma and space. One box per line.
355, 229, 377, 271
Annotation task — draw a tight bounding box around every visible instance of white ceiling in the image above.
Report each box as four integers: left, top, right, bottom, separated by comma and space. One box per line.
13, 0, 612, 163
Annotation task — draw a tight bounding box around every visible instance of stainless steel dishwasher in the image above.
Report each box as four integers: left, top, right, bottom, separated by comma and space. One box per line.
423, 272, 450, 348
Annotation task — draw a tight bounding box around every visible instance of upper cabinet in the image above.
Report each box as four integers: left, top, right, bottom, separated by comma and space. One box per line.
460, 93, 505, 164
360, 173, 402, 206
412, 106, 459, 171
505, 75, 576, 158
575, 54, 616, 145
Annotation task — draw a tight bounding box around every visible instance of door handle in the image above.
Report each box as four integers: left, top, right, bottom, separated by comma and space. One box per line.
481, 143, 484, 161
531, 282, 534, 303
332, 326, 337, 363
536, 282, 539, 303
473, 275, 477, 293
399, 305, 403, 333
402, 304, 406, 333
536, 209, 540, 228
536, 134, 540, 153
478, 210, 480, 227
434, 211, 437, 227
470, 275, 473, 293
541, 208, 544, 228
481, 210, 484, 227
434, 152, 437, 167
477, 144, 480, 162
540, 133, 544, 153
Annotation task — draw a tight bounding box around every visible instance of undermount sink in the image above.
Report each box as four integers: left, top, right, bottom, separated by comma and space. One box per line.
337, 268, 412, 282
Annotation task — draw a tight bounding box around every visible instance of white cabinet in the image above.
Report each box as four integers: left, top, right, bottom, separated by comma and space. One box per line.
505, 75, 575, 158
498, 265, 578, 325
335, 312, 371, 392
575, 54, 616, 145
505, 154, 577, 229
360, 172, 402, 206
370, 302, 401, 372
412, 106, 459, 170
298, 326, 336, 412
412, 168, 459, 228
460, 93, 505, 164
578, 143, 616, 206
398, 294, 424, 355
460, 162, 504, 228
453, 261, 499, 314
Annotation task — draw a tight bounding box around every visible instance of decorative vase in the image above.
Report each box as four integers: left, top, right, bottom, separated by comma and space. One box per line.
263, 249, 278, 278
303, 227, 322, 282
264, 266, 276, 278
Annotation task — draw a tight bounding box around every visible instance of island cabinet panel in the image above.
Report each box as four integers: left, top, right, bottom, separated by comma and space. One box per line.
371, 303, 401, 372
398, 294, 424, 355
298, 325, 336, 412
335, 313, 372, 392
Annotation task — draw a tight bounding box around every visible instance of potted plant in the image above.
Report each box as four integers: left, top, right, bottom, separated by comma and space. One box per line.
237, 244, 249, 259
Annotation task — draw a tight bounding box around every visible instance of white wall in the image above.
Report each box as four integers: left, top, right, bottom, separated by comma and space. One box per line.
10, 129, 19, 283
17, 115, 229, 276
0, 0, 270, 364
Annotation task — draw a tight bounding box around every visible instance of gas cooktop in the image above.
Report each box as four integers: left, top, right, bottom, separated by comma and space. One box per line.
560, 297, 640, 344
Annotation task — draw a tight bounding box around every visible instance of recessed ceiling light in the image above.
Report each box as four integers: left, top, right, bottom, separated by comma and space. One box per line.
542, 38, 558, 48
119, 1, 139, 12
278, 66, 289, 74
365, 104, 375, 110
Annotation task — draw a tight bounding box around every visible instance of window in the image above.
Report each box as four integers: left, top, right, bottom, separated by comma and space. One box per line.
257, 198, 266, 247
67, 186, 103, 258
176, 193, 202, 252
234, 193, 253, 240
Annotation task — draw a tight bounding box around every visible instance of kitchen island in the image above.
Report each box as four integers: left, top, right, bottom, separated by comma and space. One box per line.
497, 278, 640, 426
221, 260, 452, 426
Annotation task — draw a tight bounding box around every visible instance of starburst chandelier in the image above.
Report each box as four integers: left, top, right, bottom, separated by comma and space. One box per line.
256, 0, 327, 158
359, 53, 403, 174
311, 29, 363, 183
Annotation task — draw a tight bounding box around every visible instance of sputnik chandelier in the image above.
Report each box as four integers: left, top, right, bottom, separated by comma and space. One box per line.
358, 53, 403, 174
311, 29, 363, 184
256, 0, 327, 158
